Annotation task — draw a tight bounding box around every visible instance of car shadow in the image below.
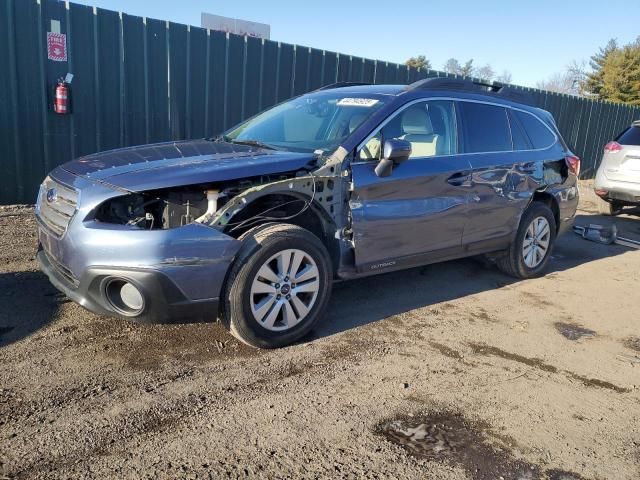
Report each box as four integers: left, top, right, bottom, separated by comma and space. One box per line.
313, 212, 639, 340
0, 270, 63, 348
2, 212, 638, 350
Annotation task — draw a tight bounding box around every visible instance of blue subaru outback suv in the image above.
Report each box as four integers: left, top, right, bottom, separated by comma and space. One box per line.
36, 78, 579, 348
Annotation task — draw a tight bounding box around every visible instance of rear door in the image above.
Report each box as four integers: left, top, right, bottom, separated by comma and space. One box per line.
603, 125, 640, 183
458, 101, 532, 247
349, 99, 472, 271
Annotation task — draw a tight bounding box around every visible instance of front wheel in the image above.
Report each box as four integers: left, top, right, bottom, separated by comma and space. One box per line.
497, 202, 557, 279
221, 223, 332, 349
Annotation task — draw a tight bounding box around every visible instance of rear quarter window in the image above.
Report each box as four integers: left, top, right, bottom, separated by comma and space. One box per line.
615, 126, 640, 146
513, 110, 556, 149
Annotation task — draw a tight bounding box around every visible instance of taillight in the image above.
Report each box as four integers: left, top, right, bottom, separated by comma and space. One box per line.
604, 141, 622, 153
565, 155, 580, 177
594, 189, 608, 198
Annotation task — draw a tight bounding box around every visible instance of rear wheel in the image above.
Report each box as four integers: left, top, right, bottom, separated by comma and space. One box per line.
597, 198, 623, 216
221, 223, 332, 349
497, 202, 557, 279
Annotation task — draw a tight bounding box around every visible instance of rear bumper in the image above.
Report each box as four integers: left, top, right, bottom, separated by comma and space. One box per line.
594, 170, 640, 204
38, 248, 220, 323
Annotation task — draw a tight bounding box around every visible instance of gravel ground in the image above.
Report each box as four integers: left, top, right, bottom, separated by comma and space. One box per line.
1, 185, 639, 479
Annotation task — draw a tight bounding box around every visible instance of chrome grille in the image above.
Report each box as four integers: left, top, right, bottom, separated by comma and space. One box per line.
36, 176, 79, 237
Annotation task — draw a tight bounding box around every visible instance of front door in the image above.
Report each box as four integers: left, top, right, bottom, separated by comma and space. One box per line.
349, 99, 472, 272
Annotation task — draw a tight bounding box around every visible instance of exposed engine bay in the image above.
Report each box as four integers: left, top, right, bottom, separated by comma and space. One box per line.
93, 144, 347, 236
93, 173, 315, 231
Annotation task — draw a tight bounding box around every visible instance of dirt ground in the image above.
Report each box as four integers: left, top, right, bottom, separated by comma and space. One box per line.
1, 183, 639, 479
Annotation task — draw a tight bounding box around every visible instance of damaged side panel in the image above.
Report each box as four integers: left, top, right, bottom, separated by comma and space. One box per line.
209, 147, 349, 230
463, 151, 571, 247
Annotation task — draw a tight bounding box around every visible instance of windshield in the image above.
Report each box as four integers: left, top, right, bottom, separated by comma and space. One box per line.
223, 91, 387, 153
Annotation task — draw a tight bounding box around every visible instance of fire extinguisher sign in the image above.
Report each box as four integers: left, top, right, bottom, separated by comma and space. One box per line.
47, 32, 67, 62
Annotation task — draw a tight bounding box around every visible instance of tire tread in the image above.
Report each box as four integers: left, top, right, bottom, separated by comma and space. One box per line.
497, 201, 557, 279
221, 223, 332, 348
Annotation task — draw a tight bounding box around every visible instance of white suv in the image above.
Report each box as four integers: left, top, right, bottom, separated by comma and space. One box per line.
595, 120, 640, 215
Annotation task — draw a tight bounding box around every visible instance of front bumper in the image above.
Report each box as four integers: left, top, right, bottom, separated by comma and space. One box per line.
38, 249, 220, 323
36, 167, 242, 323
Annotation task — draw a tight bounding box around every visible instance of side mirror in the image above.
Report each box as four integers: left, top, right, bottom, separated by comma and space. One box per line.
384, 139, 412, 164
374, 139, 412, 177
374, 158, 394, 177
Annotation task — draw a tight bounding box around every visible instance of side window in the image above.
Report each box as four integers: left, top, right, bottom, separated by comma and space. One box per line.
508, 109, 532, 150
616, 126, 640, 146
459, 102, 511, 153
513, 110, 556, 149
359, 100, 457, 160
360, 132, 382, 160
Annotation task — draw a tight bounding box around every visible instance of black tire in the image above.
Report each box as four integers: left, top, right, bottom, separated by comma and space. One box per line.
497, 202, 557, 279
597, 198, 623, 216
221, 223, 332, 349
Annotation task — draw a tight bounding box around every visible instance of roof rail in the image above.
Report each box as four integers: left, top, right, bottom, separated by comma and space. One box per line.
316, 82, 372, 91
406, 77, 534, 105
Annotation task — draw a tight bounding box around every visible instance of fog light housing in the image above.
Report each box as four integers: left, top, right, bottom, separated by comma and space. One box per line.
105, 278, 145, 316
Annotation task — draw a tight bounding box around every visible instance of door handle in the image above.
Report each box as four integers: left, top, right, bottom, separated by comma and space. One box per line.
447, 172, 472, 187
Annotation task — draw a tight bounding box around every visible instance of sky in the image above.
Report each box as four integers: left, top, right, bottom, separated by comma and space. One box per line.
69, 0, 640, 89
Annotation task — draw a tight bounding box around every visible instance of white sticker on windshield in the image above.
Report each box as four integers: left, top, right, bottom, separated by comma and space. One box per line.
337, 98, 379, 107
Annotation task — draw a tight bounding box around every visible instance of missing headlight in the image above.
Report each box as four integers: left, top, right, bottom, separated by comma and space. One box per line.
94, 189, 209, 229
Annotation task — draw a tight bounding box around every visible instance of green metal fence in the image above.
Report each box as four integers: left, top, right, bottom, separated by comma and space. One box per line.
2, 0, 639, 204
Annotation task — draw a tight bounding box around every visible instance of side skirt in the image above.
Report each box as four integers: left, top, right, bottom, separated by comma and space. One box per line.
338, 234, 512, 280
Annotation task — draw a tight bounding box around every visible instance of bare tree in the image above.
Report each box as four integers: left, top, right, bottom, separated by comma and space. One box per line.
443, 58, 477, 77
443, 58, 462, 75
496, 70, 513, 84
475, 64, 495, 82
537, 72, 575, 94
441, 58, 509, 83
460, 59, 475, 77
537, 60, 587, 95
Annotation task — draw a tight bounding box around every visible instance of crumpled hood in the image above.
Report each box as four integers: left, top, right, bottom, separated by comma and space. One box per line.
61, 139, 316, 191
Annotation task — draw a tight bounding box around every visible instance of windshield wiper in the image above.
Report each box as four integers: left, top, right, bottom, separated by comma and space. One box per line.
224, 137, 278, 150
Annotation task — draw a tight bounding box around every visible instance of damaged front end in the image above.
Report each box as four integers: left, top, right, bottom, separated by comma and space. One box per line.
36, 147, 351, 320
37, 87, 389, 324
91, 147, 350, 243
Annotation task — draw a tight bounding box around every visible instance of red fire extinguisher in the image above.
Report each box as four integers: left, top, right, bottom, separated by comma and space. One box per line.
54, 78, 70, 114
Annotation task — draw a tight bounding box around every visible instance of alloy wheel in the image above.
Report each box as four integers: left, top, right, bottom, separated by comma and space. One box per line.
522, 216, 551, 268
249, 249, 320, 331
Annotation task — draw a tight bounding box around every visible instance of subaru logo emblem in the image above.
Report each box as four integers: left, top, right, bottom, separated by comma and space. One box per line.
46, 188, 58, 203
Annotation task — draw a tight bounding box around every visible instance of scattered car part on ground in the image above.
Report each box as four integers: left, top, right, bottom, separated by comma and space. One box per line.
573, 224, 640, 249
36, 78, 579, 348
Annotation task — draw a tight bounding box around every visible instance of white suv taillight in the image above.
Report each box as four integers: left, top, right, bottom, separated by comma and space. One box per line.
604, 141, 623, 153
565, 155, 580, 177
